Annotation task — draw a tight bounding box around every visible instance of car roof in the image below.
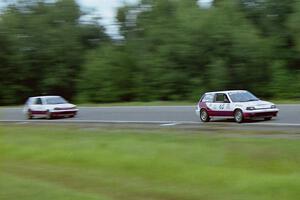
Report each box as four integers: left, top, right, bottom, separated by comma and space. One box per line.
205, 90, 248, 95
29, 96, 61, 99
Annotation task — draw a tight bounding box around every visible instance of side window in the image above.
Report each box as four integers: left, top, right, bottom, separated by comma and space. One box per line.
214, 93, 230, 103
201, 94, 214, 103
34, 98, 43, 105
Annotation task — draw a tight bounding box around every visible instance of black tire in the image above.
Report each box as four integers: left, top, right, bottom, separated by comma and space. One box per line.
200, 109, 210, 122
27, 110, 33, 119
46, 110, 52, 120
234, 109, 244, 123
264, 117, 272, 121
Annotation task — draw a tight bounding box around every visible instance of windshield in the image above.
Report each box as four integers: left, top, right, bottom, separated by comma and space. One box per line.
46, 97, 67, 105
229, 91, 259, 102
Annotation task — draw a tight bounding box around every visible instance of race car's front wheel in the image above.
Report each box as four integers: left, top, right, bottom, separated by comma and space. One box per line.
200, 109, 210, 122
46, 110, 52, 120
234, 109, 244, 123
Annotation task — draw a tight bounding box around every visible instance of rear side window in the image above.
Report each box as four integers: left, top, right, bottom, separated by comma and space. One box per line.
214, 93, 230, 103
201, 94, 214, 103
34, 98, 43, 105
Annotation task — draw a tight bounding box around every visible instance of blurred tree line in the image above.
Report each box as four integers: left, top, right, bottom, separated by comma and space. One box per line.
0, 0, 300, 105
0, 0, 108, 104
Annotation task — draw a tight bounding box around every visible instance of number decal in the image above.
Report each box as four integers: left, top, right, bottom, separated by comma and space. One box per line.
219, 104, 225, 110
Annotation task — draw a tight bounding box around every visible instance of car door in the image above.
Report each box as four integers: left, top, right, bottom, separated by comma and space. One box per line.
30, 98, 46, 115
212, 93, 233, 117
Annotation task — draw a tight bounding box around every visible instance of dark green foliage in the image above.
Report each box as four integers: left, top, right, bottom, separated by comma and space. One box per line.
0, 0, 107, 104
0, 0, 299, 104
78, 45, 137, 102
80, 0, 294, 102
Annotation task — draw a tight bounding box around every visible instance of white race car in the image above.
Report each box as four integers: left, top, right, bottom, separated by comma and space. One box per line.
23, 96, 78, 119
195, 90, 279, 123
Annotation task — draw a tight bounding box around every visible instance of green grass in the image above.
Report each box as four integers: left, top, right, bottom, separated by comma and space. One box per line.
1, 126, 300, 200
271, 99, 300, 104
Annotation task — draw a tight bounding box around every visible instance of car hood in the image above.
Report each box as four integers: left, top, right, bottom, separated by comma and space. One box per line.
243, 100, 274, 109
48, 103, 76, 109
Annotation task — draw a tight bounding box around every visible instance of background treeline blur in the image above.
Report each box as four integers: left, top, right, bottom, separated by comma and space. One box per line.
0, 0, 299, 105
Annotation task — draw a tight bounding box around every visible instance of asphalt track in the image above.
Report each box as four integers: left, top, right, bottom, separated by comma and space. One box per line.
1, 105, 300, 128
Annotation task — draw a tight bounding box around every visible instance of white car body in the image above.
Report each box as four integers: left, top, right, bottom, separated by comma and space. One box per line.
195, 90, 279, 123
23, 96, 78, 119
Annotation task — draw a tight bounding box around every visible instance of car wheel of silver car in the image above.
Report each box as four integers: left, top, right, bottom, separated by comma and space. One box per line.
27, 110, 33, 119
234, 109, 244, 123
200, 109, 210, 122
46, 110, 52, 120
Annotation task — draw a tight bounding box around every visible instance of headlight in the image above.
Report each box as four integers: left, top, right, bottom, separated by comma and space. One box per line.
271, 105, 276, 109
246, 107, 256, 110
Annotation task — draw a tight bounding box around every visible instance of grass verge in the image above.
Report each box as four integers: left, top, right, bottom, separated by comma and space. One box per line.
1, 125, 300, 200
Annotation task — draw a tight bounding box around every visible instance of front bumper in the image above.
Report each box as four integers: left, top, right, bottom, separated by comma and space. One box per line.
51, 109, 78, 117
243, 109, 279, 118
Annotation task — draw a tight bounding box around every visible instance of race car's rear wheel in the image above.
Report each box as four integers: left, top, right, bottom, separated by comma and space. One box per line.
200, 109, 210, 122
234, 109, 244, 123
27, 110, 33, 119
